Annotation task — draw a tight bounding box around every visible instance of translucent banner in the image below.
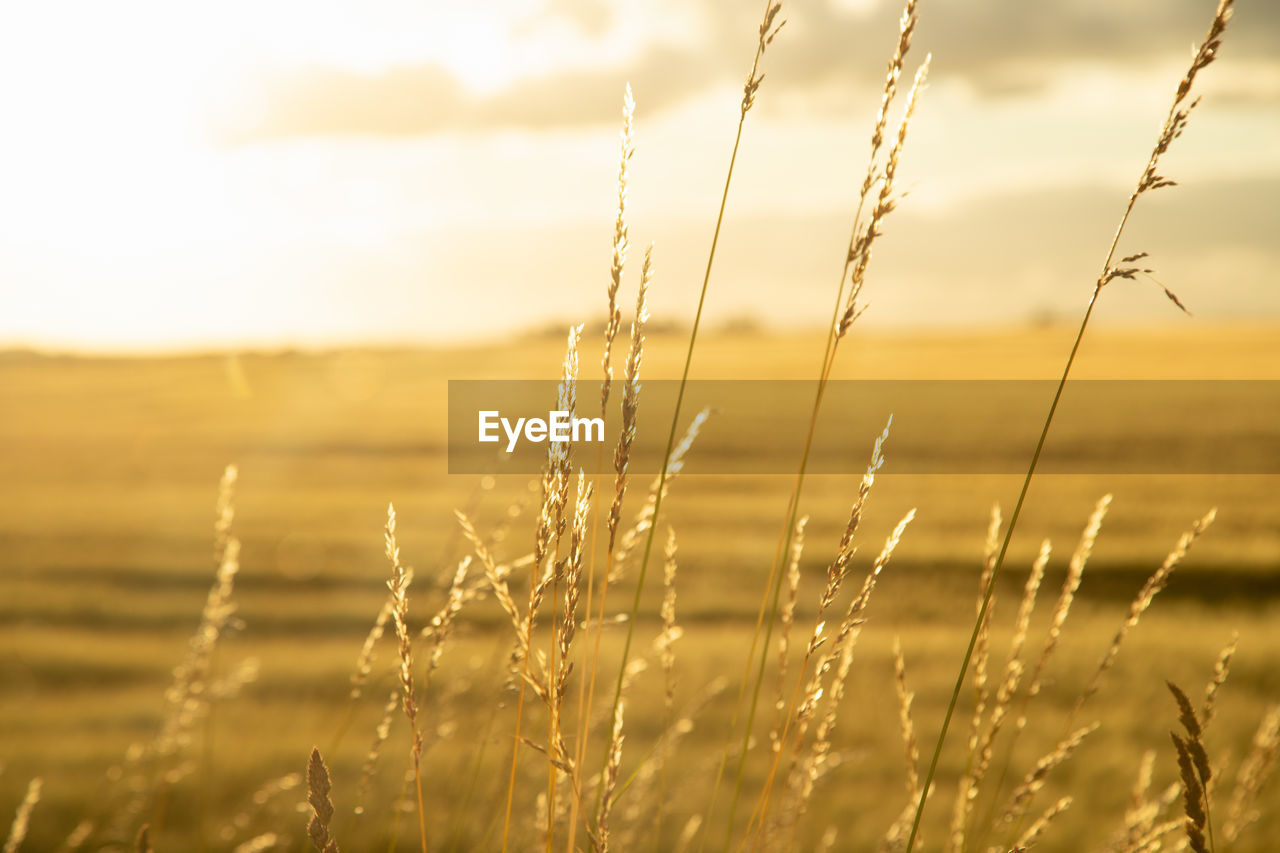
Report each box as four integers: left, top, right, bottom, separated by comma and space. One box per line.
447, 380, 1279, 475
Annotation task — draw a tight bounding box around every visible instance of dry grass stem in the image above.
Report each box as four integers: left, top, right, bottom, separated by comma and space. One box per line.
384, 504, 427, 853
838, 55, 929, 338
1168, 679, 1216, 853
949, 505, 1002, 852
893, 638, 921, 805
740, 2, 785, 115
3, 777, 41, 853
960, 539, 1049, 850
159, 495, 243, 760
731, 21, 926, 822
1171, 731, 1210, 853
1202, 633, 1238, 729
768, 508, 916, 845
1223, 705, 1280, 841
556, 474, 593, 706
600, 84, 635, 417
306, 748, 340, 853
1026, 495, 1111, 710
657, 527, 682, 721
350, 591, 395, 703
772, 517, 807, 756
355, 687, 401, 815
608, 407, 709, 584
909, 3, 1236, 845
1072, 509, 1216, 719
741, 423, 895, 841
596, 700, 626, 853
502, 324, 582, 851
996, 723, 1098, 830
608, 245, 652, 552
1014, 796, 1072, 850
232, 833, 280, 853
569, 86, 640, 850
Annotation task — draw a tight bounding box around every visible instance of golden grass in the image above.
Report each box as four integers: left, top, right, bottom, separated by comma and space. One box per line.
2, 1, 1278, 851
305, 747, 339, 853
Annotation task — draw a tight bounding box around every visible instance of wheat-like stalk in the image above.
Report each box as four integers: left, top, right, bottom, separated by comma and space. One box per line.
767, 508, 916, 848
1169, 680, 1214, 853
607, 407, 709, 584
1112, 749, 1167, 853
605, 2, 787, 841
1222, 705, 1280, 841
350, 592, 395, 703
1027, 495, 1111, 709
838, 56, 929, 339
596, 700, 627, 853
217, 772, 301, 844
569, 249, 655, 848
1201, 633, 1238, 730
569, 83, 641, 849
1172, 733, 1210, 853
353, 686, 399, 817
907, 3, 1236, 847
771, 517, 807, 758
2, 777, 41, 853
599, 84, 635, 418
232, 833, 279, 853
384, 504, 426, 853
502, 325, 582, 851
651, 526, 683, 841
1014, 795, 1072, 850
996, 723, 1098, 830
306, 748, 340, 853
949, 506, 1003, 851
158, 484, 242, 761
894, 637, 921, 807
1071, 510, 1216, 719
742, 420, 894, 841
960, 539, 1049, 849
971, 497, 1110, 848
718, 1, 928, 841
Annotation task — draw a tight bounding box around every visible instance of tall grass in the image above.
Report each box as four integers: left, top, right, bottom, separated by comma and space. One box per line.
719, 0, 931, 839
602, 4, 787, 830
904, 2, 1237, 849
4, 1, 1278, 852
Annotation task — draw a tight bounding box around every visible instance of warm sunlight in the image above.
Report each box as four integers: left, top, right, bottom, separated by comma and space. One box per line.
3, 3, 1279, 852
0, 0, 1275, 350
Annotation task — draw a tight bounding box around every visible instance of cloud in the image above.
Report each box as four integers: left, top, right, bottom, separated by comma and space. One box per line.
228, 0, 1280, 140
781, 0, 1280, 98
225, 45, 717, 140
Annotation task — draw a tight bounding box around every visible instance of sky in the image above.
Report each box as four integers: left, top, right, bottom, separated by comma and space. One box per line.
0, 0, 1276, 351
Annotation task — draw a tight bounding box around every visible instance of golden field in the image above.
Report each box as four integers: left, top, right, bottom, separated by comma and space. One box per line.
1, 324, 1277, 851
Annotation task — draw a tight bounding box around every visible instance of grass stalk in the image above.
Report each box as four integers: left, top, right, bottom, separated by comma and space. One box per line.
567, 86, 634, 852
904, 5, 1235, 849
597, 0, 785, 821
712, 9, 926, 843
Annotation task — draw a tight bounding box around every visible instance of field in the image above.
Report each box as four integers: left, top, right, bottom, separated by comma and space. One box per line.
2, 324, 1278, 851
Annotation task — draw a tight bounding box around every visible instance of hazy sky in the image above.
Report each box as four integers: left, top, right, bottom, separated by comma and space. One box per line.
0, 0, 1276, 350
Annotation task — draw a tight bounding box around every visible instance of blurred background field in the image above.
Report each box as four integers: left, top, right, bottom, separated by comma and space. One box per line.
2, 323, 1277, 850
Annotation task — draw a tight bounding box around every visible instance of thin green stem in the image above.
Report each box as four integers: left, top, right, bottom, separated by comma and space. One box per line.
596, 22, 767, 814
704, 133, 863, 853
716, 95, 885, 845
722, 368, 833, 850
903, 288, 1099, 852
903, 156, 1149, 850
